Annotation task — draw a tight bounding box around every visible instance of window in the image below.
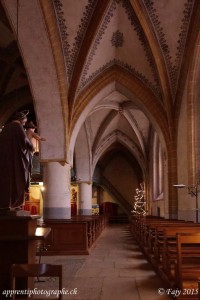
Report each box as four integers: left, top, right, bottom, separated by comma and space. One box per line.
153, 132, 164, 200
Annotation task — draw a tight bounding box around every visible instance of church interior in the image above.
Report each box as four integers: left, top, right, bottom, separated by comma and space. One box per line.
1, 0, 200, 299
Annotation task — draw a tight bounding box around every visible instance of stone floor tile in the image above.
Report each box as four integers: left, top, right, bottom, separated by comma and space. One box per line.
35, 224, 171, 300
99, 277, 140, 300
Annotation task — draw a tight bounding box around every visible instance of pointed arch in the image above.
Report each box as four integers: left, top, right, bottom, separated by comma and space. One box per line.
2, 0, 68, 161
92, 130, 146, 175
69, 65, 170, 160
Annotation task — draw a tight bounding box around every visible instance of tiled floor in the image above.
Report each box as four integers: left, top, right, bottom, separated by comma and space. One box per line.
36, 224, 170, 300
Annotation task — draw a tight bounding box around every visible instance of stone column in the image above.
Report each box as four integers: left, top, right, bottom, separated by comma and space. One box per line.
43, 162, 71, 219
78, 182, 92, 215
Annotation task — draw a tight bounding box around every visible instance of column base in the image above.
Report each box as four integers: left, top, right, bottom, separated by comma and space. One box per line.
43, 207, 71, 219
78, 209, 92, 216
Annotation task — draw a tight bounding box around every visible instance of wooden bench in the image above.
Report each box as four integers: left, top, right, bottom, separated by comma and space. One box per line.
161, 227, 200, 282
175, 234, 200, 289
130, 217, 193, 254
141, 221, 194, 261
130, 216, 164, 243
147, 221, 194, 257
129, 218, 200, 298
137, 220, 177, 248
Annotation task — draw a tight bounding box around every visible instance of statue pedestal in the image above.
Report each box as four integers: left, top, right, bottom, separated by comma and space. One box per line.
0, 215, 43, 298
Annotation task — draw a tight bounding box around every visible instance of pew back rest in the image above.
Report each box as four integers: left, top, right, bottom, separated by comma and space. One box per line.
176, 233, 200, 289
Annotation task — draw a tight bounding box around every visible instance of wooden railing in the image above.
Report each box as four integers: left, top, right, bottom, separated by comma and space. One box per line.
41, 215, 109, 255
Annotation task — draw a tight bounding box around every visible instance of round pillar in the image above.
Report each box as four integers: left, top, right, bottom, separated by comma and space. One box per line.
43, 162, 71, 219
78, 182, 92, 215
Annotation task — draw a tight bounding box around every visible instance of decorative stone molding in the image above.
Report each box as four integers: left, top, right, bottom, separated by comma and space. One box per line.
111, 30, 124, 48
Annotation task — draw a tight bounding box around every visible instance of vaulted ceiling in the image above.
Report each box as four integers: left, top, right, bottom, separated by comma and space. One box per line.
0, 0, 199, 182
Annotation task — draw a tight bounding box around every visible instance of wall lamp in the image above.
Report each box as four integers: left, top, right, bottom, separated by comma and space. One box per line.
173, 184, 199, 223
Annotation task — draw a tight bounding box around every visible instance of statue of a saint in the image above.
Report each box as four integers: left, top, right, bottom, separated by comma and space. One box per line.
0, 112, 34, 210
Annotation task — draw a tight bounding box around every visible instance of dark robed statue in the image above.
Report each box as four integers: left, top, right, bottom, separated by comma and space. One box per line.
0, 112, 34, 210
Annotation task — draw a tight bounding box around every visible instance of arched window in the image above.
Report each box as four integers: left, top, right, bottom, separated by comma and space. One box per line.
153, 132, 164, 200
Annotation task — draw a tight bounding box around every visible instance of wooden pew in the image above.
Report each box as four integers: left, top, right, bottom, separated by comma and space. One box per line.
130, 217, 194, 266
142, 221, 194, 260
130, 216, 164, 243
130, 216, 193, 253
147, 221, 194, 258
150, 223, 196, 258
161, 227, 200, 282
175, 233, 200, 292
136, 219, 181, 248
129, 217, 200, 298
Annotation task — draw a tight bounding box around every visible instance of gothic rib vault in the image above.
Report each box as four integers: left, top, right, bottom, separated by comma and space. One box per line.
0, 0, 200, 216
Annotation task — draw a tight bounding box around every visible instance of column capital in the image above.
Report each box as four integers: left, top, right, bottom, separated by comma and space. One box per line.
77, 180, 92, 185
40, 159, 70, 165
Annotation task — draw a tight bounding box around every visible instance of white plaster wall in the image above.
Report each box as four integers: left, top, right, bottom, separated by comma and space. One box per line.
75, 125, 91, 181
2, 0, 66, 161
69, 83, 116, 164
